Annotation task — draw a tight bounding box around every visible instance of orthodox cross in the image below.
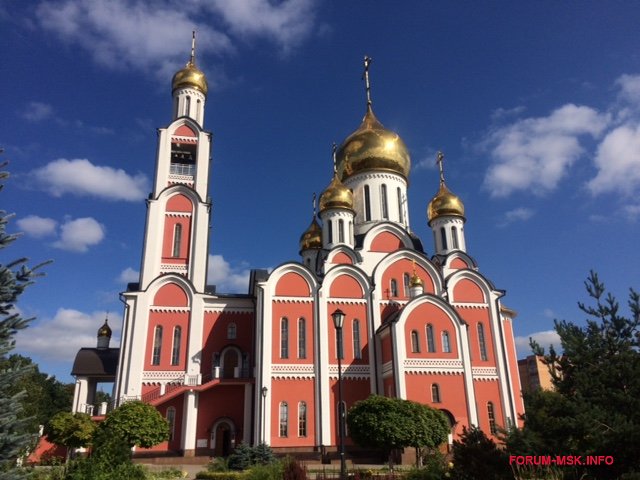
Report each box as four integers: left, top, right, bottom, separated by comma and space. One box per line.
363, 56, 373, 107
332, 142, 338, 174
190, 30, 196, 65
436, 151, 445, 185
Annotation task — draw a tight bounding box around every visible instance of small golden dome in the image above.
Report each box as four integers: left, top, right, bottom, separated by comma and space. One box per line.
427, 182, 465, 223
410, 273, 423, 287
97, 319, 112, 338
335, 107, 410, 181
319, 174, 354, 212
299, 218, 322, 251
172, 62, 208, 97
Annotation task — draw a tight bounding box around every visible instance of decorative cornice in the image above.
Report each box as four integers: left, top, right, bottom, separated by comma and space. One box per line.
142, 371, 185, 382
204, 307, 254, 314
328, 364, 370, 379
324, 298, 368, 305
271, 364, 315, 379
150, 306, 190, 313
471, 366, 498, 380
452, 303, 489, 309
272, 297, 314, 304
165, 212, 192, 218
402, 358, 464, 375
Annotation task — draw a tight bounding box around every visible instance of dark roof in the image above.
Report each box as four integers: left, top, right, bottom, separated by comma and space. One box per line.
71, 348, 120, 377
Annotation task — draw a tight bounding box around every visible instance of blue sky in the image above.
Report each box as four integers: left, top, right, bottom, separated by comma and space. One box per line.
2, 1, 640, 383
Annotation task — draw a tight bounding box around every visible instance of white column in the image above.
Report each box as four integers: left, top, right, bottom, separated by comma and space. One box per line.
72, 377, 89, 413
243, 384, 252, 444
181, 390, 198, 456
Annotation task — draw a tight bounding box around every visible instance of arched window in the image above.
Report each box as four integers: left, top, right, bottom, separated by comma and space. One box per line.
381, 184, 388, 219
196, 99, 202, 121
452, 226, 459, 249
152, 325, 162, 365
397, 187, 404, 223
353, 319, 361, 359
442, 331, 451, 353
349, 221, 353, 243
166, 407, 176, 441
478, 323, 488, 361
364, 185, 371, 221
185, 96, 191, 116
487, 402, 497, 435
172, 224, 182, 258
338, 219, 345, 243
280, 318, 289, 359
411, 330, 420, 353
431, 384, 441, 403
403, 273, 411, 296
426, 324, 436, 353
174, 97, 179, 118
327, 220, 333, 244
279, 402, 288, 437
298, 402, 307, 437
227, 322, 237, 340
390, 279, 398, 297
298, 318, 306, 359
171, 326, 181, 366
440, 227, 448, 250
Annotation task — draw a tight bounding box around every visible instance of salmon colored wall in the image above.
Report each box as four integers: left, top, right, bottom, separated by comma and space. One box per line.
139, 395, 184, 453
473, 380, 505, 441
383, 376, 395, 397
450, 258, 469, 269
452, 278, 485, 303
154, 283, 189, 306
174, 124, 196, 136
167, 194, 193, 212
329, 275, 363, 298
145, 311, 189, 369
332, 252, 353, 265
161, 216, 192, 263
370, 231, 403, 252
457, 307, 495, 365
271, 302, 315, 364
404, 303, 458, 359
201, 311, 254, 376
197, 385, 247, 446
380, 259, 435, 299
329, 378, 370, 445
269, 378, 315, 447
275, 272, 311, 297
502, 318, 525, 425
326, 303, 369, 364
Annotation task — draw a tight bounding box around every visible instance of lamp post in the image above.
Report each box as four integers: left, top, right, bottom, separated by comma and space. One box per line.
332, 308, 347, 480
261, 386, 268, 444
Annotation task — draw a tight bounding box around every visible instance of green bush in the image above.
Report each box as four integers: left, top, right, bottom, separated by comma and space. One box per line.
196, 472, 246, 480
282, 457, 307, 480
227, 443, 276, 471
244, 461, 284, 480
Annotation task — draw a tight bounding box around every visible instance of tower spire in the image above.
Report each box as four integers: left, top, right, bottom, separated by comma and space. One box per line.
363, 56, 373, 110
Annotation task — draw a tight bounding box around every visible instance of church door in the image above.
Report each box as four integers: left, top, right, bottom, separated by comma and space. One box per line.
214, 422, 232, 457
222, 349, 239, 379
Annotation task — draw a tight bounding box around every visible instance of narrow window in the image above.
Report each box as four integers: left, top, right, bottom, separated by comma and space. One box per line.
279, 402, 288, 437
364, 185, 371, 221
152, 326, 163, 365
166, 407, 176, 441
172, 224, 182, 258
411, 330, 420, 353
349, 221, 353, 243
227, 322, 237, 340
442, 331, 451, 353
390, 279, 398, 297
298, 402, 307, 437
487, 402, 497, 435
426, 324, 436, 353
452, 226, 459, 249
353, 319, 361, 359
338, 219, 345, 243
327, 220, 333, 244
397, 187, 404, 223
298, 318, 306, 359
171, 326, 181, 366
403, 273, 410, 296
478, 323, 488, 361
440, 227, 447, 250
336, 327, 344, 360
432, 384, 441, 403
280, 318, 289, 359
196, 99, 202, 122
185, 96, 191, 116
174, 98, 179, 118
381, 184, 388, 219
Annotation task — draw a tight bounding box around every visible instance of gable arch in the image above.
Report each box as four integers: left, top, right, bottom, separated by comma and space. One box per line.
326, 245, 360, 266
157, 184, 204, 206
268, 262, 318, 298
166, 193, 193, 212
361, 223, 414, 253
441, 251, 478, 271
322, 264, 371, 300
446, 269, 500, 305
147, 274, 195, 307
372, 249, 443, 297
167, 117, 201, 137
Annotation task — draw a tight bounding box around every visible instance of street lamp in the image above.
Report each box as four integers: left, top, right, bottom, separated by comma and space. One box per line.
261, 386, 268, 444
331, 308, 347, 480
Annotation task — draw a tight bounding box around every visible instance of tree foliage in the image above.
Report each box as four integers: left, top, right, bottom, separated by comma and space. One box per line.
46, 412, 96, 450
100, 400, 169, 449
512, 271, 640, 479
451, 426, 511, 480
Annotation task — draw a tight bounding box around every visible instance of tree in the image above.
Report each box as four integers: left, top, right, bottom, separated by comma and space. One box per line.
100, 400, 169, 449
0, 162, 48, 478
46, 412, 96, 452
347, 395, 448, 466
451, 426, 511, 480
517, 271, 640, 479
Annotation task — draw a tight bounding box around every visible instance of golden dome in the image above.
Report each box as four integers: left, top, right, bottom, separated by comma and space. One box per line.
319, 174, 354, 212
427, 182, 465, 223
299, 217, 322, 251
97, 319, 112, 338
410, 273, 424, 287
172, 62, 208, 97
335, 106, 410, 181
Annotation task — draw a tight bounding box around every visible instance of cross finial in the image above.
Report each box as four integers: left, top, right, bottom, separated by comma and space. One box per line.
190, 30, 197, 66
363, 56, 373, 109
412, 259, 417, 275
436, 151, 445, 185
312, 192, 317, 216
332, 142, 338, 174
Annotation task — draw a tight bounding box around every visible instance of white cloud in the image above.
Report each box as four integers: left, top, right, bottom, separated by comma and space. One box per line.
490, 105, 526, 122
616, 74, 640, 107
500, 207, 535, 226
16, 215, 57, 238
117, 267, 139, 284
15, 308, 119, 363
21, 101, 53, 122
53, 217, 105, 252
587, 124, 640, 196
207, 254, 251, 293
32, 158, 149, 201
514, 329, 562, 358
483, 104, 610, 197
208, 0, 317, 54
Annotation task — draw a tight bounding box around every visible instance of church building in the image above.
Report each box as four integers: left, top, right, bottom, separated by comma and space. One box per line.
76, 37, 525, 458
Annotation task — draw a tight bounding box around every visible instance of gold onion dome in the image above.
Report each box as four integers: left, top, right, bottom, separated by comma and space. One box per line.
97, 319, 112, 338
319, 174, 354, 212
427, 182, 465, 223
335, 106, 411, 181
172, 61, 208, 97
410, 272, 424, 287
299, 218, 322, 251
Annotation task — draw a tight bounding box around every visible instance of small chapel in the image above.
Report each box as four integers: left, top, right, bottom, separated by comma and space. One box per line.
72, 36, 524, 459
